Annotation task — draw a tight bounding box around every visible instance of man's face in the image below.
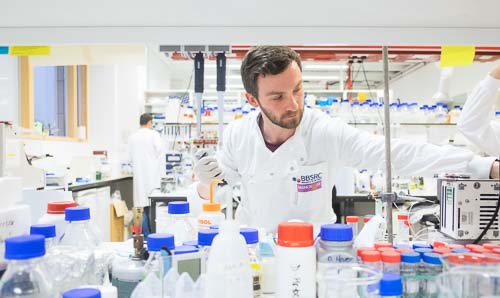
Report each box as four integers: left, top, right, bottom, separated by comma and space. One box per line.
251, 61, 304, 129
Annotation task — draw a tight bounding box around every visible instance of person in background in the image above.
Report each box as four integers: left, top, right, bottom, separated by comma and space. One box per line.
457, 63, 500, 156
194, 46, 500, 233
128, 113, 162, 236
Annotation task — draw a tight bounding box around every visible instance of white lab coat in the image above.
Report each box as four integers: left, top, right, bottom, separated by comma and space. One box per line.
457, 74, 500, 156
128, 128, 162, 207
217, 108, 494, 232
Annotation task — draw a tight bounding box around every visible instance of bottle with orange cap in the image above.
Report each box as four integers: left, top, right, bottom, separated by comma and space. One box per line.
197, 179, 226, 230
395, 214, 410, 245
275, 221, 316, 298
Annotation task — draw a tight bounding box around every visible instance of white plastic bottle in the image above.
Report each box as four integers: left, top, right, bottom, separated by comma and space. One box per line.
54, 206, 101, 292
396, 214, 410, 244
0, 235, 53, 297
162, 201, 196, 247
276, 222, 316, 298
62, 288, 102, 298
30, 224, 56, 249
197, 179, 225, 230
240, 228, 262, 297
205, 221, 253, 298
37, 201, 77, 241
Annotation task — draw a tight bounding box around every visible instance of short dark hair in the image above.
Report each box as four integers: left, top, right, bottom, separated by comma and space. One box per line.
241, 46, 302, 99
140, 113, 153, 126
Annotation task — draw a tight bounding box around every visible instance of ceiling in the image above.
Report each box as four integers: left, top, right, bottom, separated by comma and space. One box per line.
159, 45, 500, 92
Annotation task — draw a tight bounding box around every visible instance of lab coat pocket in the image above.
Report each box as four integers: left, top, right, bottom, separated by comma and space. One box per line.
293, 162, 329, 212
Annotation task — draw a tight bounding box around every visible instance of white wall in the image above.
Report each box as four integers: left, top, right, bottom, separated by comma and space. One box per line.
391, 62, 497, 105
0, 56, 19, 123
146, 47, 171, 90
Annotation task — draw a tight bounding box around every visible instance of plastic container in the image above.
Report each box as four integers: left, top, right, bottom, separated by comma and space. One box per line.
375, 242, 393, 249
205, 221, 252, 298
361, 250, 383, 272
396, 214, 409, 244
412, 243, 432, 249
381, 251, 401, 275
198, 229, 219, 260
240, 228, 262, 297
161, 201, 196, 247
414, 248, 433, 257
183, 240, 199, 247
54, 206, 100, 293
276, 222, 316, 298
379, 272, 403, 297
0, 235, 52, 297
197, 179, 225, 230
401, 252, 420, 297
38, 201, 77, 241
421, 252, 442, 297
436, 270, 499, 298
345, 216, 359, 238
30, 224, 56, 249
112, 234, 146, 298
318, 264, 382, 298
63, 288, 101, 298
144, 233, 175, 278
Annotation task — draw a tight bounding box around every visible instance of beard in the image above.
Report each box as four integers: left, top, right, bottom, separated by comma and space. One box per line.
259, 104, 304, 129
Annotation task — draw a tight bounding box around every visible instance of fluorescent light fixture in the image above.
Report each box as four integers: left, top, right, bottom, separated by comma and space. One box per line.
302, 75, 339, 81
303, 64, 348, 70
209, 84, 244, 89
206, 75, 241, 80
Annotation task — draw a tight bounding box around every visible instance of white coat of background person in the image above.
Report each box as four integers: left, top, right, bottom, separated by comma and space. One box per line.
457, 63, 500, 156
194, 46, 500, 233
128, 113, 163, 209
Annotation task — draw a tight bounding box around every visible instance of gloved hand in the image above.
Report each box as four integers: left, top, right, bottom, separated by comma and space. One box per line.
193, 149, 224, 185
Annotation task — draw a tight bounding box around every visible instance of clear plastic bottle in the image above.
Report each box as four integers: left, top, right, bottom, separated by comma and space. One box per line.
198, 229, 219, 261
112, 234, 146, 298
381, 251, 401, 275
345, 216, 359, 239
54, 206, 101, 293
240, 228, 262, 297
162, 201, 196, 247
361, 250, 383, 272
144, 233, 175, 279
0, 235, 53, 298
379, 272, 403, 298
62, 288, 101, 298
421, 252, 442, 298
30, 224, 56, 250
317, 224, 356, 267
400, 252, 420, 298
276, 222, 316, 298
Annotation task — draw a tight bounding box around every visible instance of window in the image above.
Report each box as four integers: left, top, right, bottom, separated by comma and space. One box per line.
20, 57, 88, 141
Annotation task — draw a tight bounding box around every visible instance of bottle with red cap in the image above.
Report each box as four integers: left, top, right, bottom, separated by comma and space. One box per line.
345, 216, 359, 238
381, 251, 401, 275
37, 201, 77, 241
276, 222, 316, 298
361, 250, 383, 272
395, 214, 409, 244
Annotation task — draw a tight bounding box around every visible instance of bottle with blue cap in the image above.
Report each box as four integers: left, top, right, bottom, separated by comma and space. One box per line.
198, 229, 219, 260
160, 201, 196, 247
379, 272, 403, 297
62, 288, 101, 298
53, 206, 100, 293
144, 233, 175, 279
400, 251, 420, 298
30, 224, 57, 249
0, 235, 53, 297
317, 224, 356, 267
240, 228, 262, 297
420, 252, 442, 298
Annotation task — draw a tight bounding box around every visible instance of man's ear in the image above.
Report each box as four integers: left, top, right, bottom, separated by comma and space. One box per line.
245, 92, 259, 108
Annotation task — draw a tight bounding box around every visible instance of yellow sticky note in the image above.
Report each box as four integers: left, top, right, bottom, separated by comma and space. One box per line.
9, 46, 51, 56
440, 45, 475, 67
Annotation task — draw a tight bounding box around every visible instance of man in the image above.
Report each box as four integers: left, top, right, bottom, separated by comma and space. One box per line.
128, 113, 162, 236
457, 63, 500, 156
194, 46, 500, 232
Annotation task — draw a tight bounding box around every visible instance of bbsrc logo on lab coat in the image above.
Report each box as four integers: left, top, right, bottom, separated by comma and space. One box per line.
293, 172, 322, 193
